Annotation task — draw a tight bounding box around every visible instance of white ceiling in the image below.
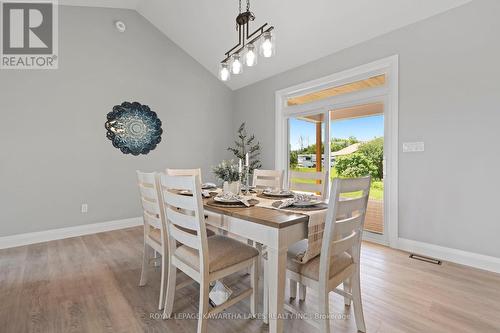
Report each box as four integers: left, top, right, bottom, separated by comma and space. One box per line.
60, 0, 139, 9
63, 0, 471, 90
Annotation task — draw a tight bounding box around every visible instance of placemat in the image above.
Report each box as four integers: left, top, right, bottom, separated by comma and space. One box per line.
271, 200, 328, 211
257, 193, 294, 200
177, 190, 218, 197
206, 198, 259, 208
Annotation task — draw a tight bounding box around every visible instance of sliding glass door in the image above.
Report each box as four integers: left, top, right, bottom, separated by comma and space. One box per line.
278, 57, 399, 245
286, 102, 386, 239
329, 103, 385, 235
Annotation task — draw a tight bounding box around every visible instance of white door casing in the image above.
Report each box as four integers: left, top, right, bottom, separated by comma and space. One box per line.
274, 55, 399, 246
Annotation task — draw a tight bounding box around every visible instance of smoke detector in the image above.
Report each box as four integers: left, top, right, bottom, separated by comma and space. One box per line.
115, 21, 126, 33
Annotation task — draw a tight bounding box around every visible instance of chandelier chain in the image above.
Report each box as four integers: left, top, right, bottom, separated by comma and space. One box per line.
239, 0, 251, 14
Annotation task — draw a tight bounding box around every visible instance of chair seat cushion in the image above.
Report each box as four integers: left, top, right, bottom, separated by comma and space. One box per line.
287, 239, 353, 281
174, 235, 259, 273
149, 226, 215, 244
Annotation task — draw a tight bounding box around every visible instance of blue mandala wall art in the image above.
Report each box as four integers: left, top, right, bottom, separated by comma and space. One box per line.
105, 102, 163, 155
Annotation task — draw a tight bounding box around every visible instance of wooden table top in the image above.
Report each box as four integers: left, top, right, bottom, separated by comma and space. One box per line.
203, 197, 309, 229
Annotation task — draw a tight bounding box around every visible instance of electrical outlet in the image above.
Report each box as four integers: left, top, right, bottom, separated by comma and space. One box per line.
81, 203, 88, 213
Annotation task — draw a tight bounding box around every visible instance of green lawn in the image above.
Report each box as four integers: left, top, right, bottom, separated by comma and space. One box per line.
291, 167, 383, 200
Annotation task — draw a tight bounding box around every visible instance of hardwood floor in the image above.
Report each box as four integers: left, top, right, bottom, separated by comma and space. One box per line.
1, 227, 500, 333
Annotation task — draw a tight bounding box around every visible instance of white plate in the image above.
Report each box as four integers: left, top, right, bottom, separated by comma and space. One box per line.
293, 200, 321, 207
214, 196, 241, 203
263, 190, 294, 197
179, 190, 193, 196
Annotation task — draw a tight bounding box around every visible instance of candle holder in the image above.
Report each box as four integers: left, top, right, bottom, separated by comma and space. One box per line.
239, 166, 251, 196
245, 166, 250, 195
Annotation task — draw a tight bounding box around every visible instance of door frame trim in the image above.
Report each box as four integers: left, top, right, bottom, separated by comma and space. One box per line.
274, 55, 399, 247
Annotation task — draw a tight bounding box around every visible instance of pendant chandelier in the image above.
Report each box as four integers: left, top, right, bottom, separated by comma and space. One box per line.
218, 0, 275, 81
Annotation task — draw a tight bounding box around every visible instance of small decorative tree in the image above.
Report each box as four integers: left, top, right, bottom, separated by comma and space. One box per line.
227, 123, 262, 173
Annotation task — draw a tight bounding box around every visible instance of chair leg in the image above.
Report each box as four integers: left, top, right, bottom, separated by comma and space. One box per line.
343, 278, 352, 306
289, 279, 297, 300
246, 240, 255, 275
162, 261, 177, 319
255, 243, 264, 281
298, 283, 307, 301
197, 281, 210, 333
158, 250, 167, 310
263, 260, 269, 324
139, 242, 149, 286
351, 268, 366, 332
318, 290, 331, 333
250, 258, 258, 317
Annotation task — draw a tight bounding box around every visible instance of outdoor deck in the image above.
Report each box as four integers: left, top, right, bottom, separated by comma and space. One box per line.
364, 199, 384, 234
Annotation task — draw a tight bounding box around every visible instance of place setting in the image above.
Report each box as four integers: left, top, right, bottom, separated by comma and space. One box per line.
257, 188, 295, 199
206, 192, 259, 208
270, 193, 328, 211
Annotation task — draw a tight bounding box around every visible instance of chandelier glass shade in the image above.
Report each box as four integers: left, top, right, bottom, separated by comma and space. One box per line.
218, 63, 231, 81
219, 0, 275, 81
231, 53, 243, 74
245, 43, 257, 66
260, 31, 275, 58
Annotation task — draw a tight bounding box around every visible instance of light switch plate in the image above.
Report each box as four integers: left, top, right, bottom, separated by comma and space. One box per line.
403, 142, 424, 152
81, 203, 88, 213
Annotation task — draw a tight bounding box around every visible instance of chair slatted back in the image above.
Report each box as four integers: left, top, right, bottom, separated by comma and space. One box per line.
319, 177, 371, 281
289, 170, 328, 199
252, 169, 284, 189
160, 174, 208, 270
137, 171, 165, 245
166, 168, 202, 180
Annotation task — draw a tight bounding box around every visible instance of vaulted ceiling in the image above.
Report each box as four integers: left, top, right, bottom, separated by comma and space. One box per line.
61, 0, 471, 90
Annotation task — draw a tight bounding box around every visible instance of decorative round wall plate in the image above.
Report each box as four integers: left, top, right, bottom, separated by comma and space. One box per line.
105, 102, 163, 155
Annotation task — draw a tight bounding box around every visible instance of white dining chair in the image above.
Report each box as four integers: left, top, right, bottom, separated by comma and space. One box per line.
160, 174, 260, 333
285, 176, 371, 333
288, 170, 328, 199
136, 171, 168, 310
252, 169, 284, 189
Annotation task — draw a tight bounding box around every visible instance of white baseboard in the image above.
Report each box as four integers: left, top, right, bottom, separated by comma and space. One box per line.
0, 217, 142, 250
397, 238, 500, 274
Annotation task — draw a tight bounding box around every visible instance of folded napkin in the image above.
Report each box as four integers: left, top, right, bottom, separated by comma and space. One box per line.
277, 193, 317, 209
202, 190, 211, 198
216, 192, 251, 207
239, 196, 251, 207
278, 198, 296, 209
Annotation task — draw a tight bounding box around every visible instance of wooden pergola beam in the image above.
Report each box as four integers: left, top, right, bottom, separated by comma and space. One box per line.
315, 122, 322, 172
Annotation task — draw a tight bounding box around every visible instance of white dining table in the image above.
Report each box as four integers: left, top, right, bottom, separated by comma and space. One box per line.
203, 195, 309, 333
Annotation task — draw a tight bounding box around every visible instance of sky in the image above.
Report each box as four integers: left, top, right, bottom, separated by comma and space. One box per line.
290, 115, 384, 150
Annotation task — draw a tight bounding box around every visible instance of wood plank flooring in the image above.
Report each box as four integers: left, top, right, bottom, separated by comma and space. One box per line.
1, 227, 500, 333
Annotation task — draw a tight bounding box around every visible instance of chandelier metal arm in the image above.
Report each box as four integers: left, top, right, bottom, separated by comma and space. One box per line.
247, 22, 268, 40
222, 24, 274, 63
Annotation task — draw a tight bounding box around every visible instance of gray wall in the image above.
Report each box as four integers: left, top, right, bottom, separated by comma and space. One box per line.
0, 6, 233, 236
233, 0, 500, 258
